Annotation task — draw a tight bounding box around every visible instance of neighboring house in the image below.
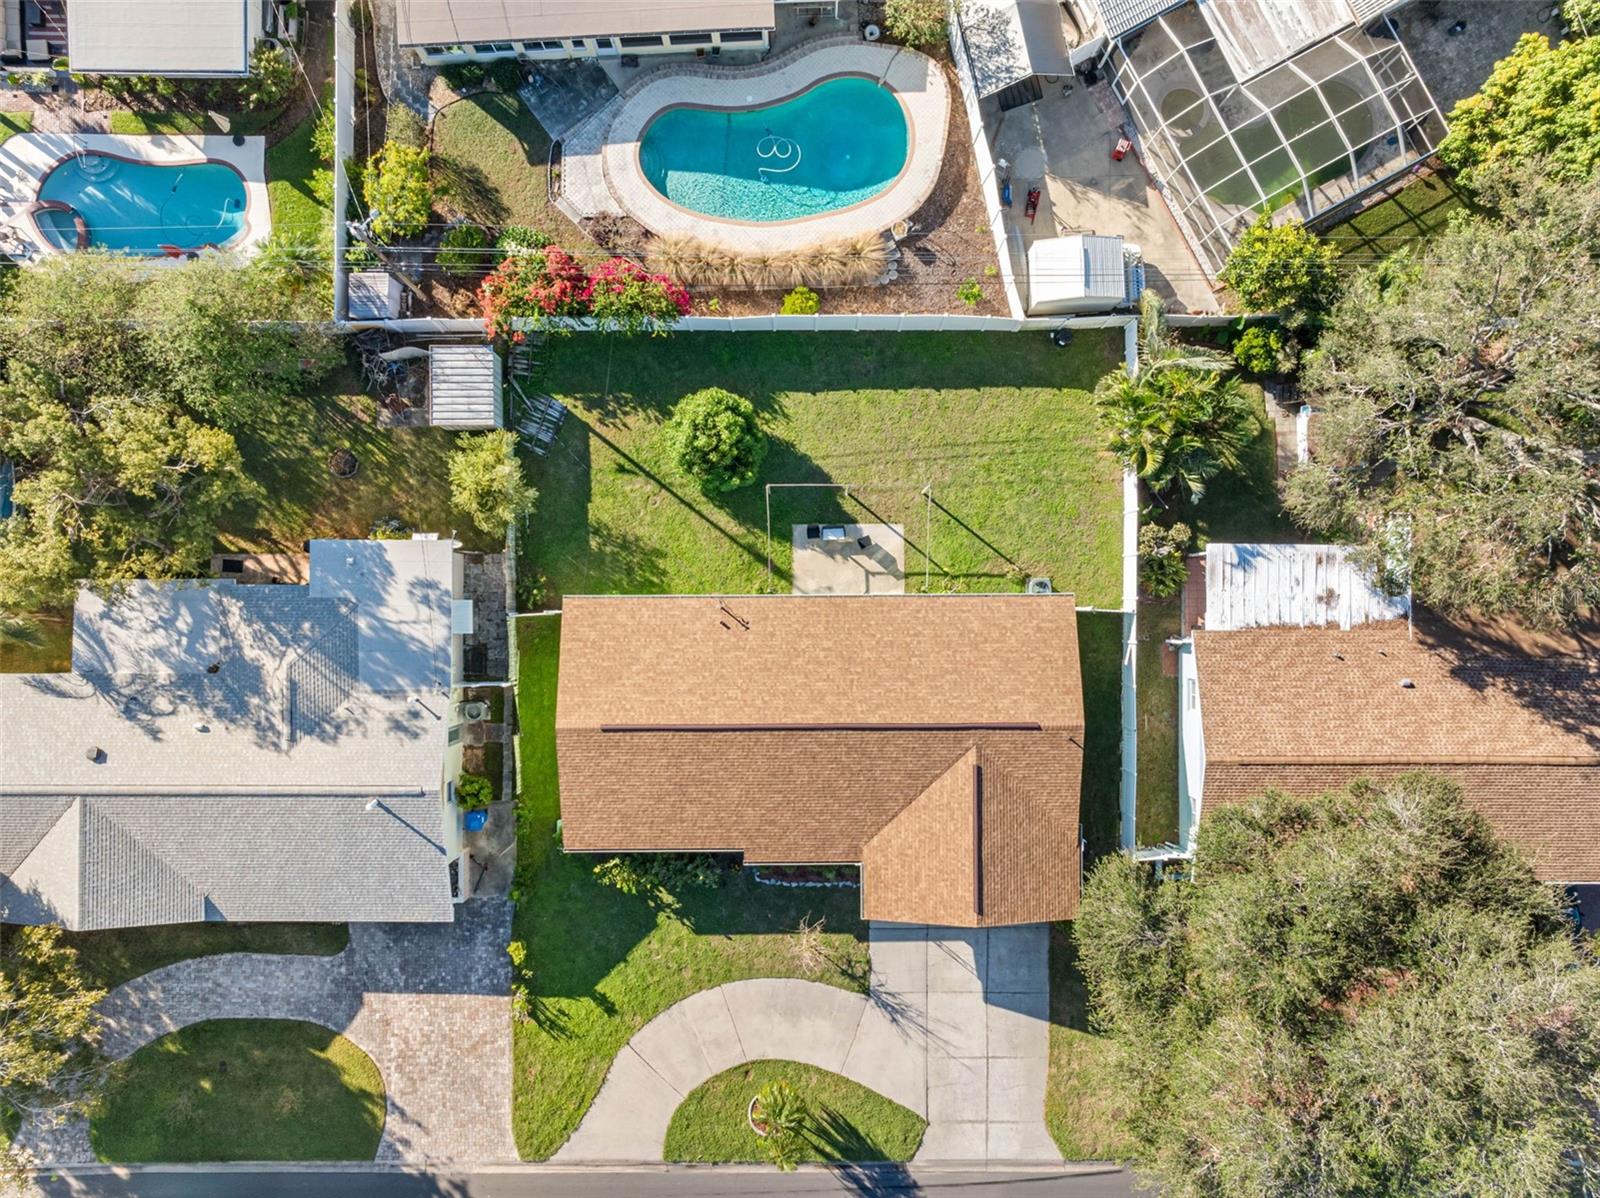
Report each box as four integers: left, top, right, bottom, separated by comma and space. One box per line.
1058, 0, 1445, 276
0, 538, 484, 931
1174, 542, 1600, 888
555, 594, 1086, 926
3, 0, 272, 76
395, 0, 781, 67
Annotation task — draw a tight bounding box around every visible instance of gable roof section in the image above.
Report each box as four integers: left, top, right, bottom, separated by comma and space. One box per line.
0, 800, 79, 926
557, 594, 1084, 925
1193, 619, 1600, 881
394, 0, 776, 46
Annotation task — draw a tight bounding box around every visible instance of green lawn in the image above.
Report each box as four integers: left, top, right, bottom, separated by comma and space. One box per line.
0, 110, 32, 144
510, 612, 872, 1160
519, 332, 1124, 606
431, 92, 578, 244
1321, 171, 1469, 262
109, 107, 283, 137
266, 113, 329, 246
223, 365, 499, 553
1184, 382, 1295, 547
1046, 925, 1132, 1161
1135, 598, 1180, 847
1077, 610, 1125, 860
59, 922, 348, 992
91, 1019, 384, 1162
665, 1060, 926, 1164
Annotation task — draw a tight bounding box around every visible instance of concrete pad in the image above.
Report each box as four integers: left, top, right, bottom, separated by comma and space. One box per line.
686, 986, 747, 1075
927, 989, 990, 1058
928, 1053, 986, 1123
869, 922, 928, 996
985, 923, 1049, 993
927, 929, 986, 993
843, 1002, 929, 1117
554, 1044, 680, 1161
988, 1121, 1063, 1164
987, 992, 1050, 1060
721, 978, 866, 1072
915, 1120, 990, 1163
792, 523, 906, 596
628, 997, 714, 1095
987, 1055, 1047, 1122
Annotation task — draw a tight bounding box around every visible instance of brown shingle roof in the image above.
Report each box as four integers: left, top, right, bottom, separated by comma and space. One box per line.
557, 595, 1085, 925
1193, 620, 1600, 881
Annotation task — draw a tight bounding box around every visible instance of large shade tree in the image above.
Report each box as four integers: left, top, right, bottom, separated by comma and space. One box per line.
1076, 773, 1600, 1198
1283, 169, 1600, 627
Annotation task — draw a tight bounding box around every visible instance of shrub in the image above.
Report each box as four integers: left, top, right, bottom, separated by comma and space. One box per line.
350, 0, 371, 33
497, 225, 552, 254
752, 1080, 811, 1172
457, 773, 494, 810
478, 247, 587, 337
245, 43, 295, 108
440, 61, 487, 91
957, 278, 982, 307
592, 853, 727, 895
1231, 324, 1298, 375
884, 0, 951, 48
385, 103, 427, 149
648, 232, 888, 289
437, 223, 488, 272
780, 285, 820, 315
311, 91, 336, 164
1219, 215, 1339, 323
1138, 521, 1192, 598
488, 57, 523, 91
665, 387, 767, 492
370, 517, 411, 540
583, 257, 690, 335
1566, 0, 1600, 32
448, 429, 538, 535
366, 141, 433, 242
1096, 365, 1258, 503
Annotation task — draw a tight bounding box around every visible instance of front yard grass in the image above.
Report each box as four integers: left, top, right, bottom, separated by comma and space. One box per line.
431, 92, 579, 243
510, 612, 871, 1161
519, 332, 1124, 606
1046, 926, 1132, 1161
665, 1060, 926, 1164
91, 1019, 384, 1162
60, 922, 348, 992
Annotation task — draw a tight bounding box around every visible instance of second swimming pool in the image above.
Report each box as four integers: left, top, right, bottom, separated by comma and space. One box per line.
35, 152, 248, 255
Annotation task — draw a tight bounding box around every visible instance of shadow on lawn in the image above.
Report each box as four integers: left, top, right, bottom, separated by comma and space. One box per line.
808, 1105, 904, 1163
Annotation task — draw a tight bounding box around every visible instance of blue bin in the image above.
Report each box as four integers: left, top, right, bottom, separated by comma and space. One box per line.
463, 809, 489, 833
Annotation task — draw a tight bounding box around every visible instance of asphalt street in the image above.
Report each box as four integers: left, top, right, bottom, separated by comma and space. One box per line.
30, 1166, 1143, 1198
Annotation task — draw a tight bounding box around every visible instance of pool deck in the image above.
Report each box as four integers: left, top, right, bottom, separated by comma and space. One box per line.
0, 132, 271, 261
562, 39, 950, 252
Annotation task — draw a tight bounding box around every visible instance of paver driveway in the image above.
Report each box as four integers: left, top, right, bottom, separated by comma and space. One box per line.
16, 899, 516, 1166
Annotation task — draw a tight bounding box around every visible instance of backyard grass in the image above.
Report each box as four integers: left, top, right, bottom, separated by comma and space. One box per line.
665, 1060, 926, 1164
222, 365, 499, 553
108, 107, 283, 137
510, 612, 873, 1161
1135, 598, 1181, 847
519, 332, 1124, 606
1183, 382, 1295, 547
91, 1019, 384, 1162
266, 113, 329, 246
1046, 925, 1132, 1161
0, 110, 32, 144
1321, 171, 1469, 262
431, 92, 579, 243
1077, 610, 1125, 860
59, 922, 348, 992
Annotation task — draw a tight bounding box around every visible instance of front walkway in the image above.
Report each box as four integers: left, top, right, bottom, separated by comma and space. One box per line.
16, 900, 516, 1166
555, 921, 1060, 1166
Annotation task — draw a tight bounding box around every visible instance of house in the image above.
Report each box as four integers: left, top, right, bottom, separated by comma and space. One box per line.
2, 1, 273, 76
1174, 542, 1600, 886
1059, 0, 1446, 276
395, 0, 781, 67
0, 538, 485, 931
555, 594, 1085, 926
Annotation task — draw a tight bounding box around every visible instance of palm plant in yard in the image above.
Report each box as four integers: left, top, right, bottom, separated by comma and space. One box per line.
749, 1079, 811, 1171
1096, 364, 1257, 503
1135, 291, 1232, 373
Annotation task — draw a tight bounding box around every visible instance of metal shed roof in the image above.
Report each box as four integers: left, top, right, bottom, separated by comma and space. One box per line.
348, 271, 403, 321
428, 345, 503, 429
1026, 234, 1127, 314
1204, 542, 1410, 632
959, 0, 1073, 98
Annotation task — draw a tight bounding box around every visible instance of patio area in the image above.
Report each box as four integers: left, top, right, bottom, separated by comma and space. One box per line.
791, 522, 906, 595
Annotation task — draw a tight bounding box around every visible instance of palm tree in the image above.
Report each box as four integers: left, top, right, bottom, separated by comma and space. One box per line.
0, 614, 43, 649
1096, 365, 1257, 503
1136, 290, 1233, 373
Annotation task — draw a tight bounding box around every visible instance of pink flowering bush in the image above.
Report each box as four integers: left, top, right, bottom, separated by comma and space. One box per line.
582, 257, 691, 336
478, 248, 588, 339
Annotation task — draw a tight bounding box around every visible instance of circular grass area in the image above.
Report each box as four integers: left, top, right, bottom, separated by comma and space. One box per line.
91, 1019, 385, 1162
664, 1060, 926, 1164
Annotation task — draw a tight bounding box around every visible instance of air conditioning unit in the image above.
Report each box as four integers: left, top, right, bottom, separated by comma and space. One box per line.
461, 700, 490, 723
1026, 577, 1053, 594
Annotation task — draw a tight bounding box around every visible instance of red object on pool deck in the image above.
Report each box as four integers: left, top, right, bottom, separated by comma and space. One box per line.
1112, 137, 1132, 161
1025, 188, 1040, 223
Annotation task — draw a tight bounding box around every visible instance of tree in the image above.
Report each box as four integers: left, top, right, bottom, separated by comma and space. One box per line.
448, 430, 537, 536
1075, 773, 1600, 1198
752, 1079, 810, 1172
1437, 33, 1600, 189
1137, 521, 1191, 597
883, 0, 951, 48
366, 140, 433, 242
1, 925, 108, 1192
1282, 170, 1600, 627
1568, 0, 1600, 34
1230, 324, 1297, 375
244, 43, 296, 109
1135, 290, 1232, 373
1218, 215, 1340, 322
1095, 365, 1257, 503
665, 388, 767, 493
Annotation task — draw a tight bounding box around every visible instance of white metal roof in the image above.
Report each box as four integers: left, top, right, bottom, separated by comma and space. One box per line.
395, 0, 776, 46
68, 0, 255, 76
960, 0, 1073, 98
1204, 542, 1410, 632
428, 344, 503, 429
348, 271, 403, 321
1026, 234, 1126, 314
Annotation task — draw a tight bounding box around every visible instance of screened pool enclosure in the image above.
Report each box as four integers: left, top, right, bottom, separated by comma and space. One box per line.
1102, 2, 1445, 275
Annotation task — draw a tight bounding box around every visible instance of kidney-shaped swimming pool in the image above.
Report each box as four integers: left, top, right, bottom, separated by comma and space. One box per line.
34, 152, 248, 255
638, 75, 909, 223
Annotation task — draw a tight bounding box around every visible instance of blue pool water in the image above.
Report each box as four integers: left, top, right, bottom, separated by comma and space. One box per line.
639, 76, 908, 222
36, 153, 247, 254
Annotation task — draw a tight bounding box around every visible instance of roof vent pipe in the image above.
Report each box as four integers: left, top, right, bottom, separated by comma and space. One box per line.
1399, 678, 1415, 688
